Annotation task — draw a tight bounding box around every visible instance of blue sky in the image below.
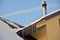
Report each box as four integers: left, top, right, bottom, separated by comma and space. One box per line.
0, 0, 60, 26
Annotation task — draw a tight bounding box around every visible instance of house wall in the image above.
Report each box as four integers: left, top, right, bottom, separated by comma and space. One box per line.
46, 14, 60, 40
31, 26, 48, 40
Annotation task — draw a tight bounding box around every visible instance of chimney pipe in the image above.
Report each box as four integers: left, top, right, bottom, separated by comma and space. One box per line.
42, 0, 47, 16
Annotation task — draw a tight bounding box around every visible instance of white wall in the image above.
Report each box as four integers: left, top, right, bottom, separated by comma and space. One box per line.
0, 20, 24, 40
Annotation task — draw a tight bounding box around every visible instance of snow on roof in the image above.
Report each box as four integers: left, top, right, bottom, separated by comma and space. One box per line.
25, 9, 60, 27
16, 9, 60, 30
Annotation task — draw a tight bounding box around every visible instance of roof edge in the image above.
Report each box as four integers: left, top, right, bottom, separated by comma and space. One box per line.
25, 9, 60, 27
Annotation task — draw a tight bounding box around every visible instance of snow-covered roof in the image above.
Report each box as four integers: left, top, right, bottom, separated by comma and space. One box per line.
25, 9, 60, 27
0, 17, 24, 28
16, 9, 60, 31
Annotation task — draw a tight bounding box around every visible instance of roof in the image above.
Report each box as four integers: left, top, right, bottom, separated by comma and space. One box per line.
25, 9, 60, 27
0, 17, 24, 28
11, 9, 60, 31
